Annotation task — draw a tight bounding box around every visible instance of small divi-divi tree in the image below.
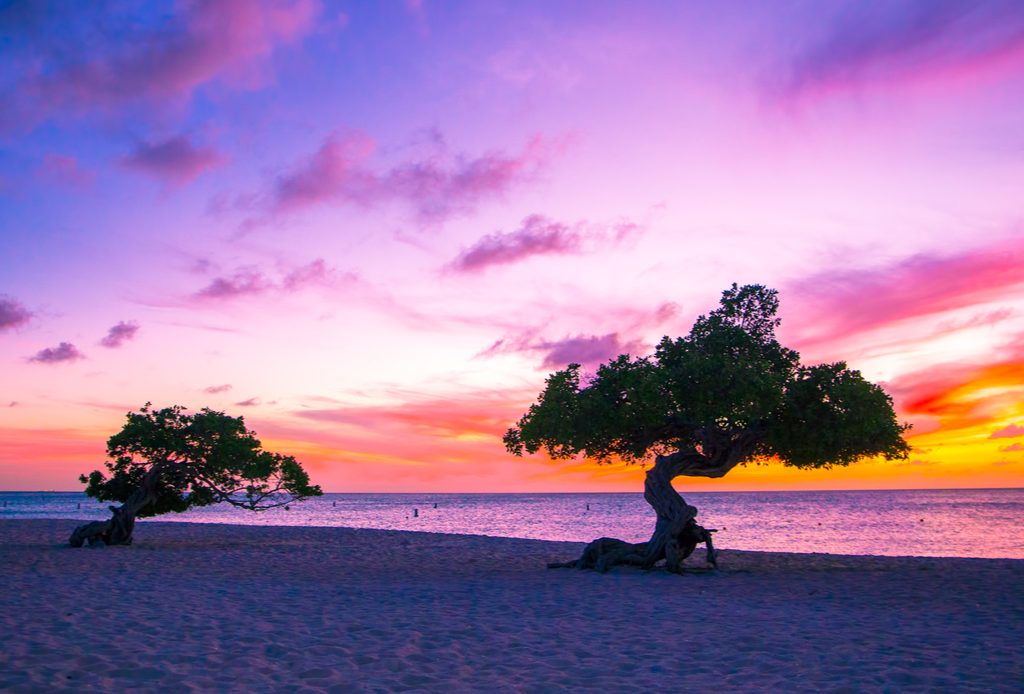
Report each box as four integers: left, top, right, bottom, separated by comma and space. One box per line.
505, 284, 910, 573
70, 404, 322, 547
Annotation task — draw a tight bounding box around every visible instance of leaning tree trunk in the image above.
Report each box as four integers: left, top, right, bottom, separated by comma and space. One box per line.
549, 431, 759, 573
69, 467, 161, 547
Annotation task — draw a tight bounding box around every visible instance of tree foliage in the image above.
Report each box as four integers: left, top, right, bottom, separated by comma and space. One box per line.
81, 404, 322, 518
505, 284, 910, 471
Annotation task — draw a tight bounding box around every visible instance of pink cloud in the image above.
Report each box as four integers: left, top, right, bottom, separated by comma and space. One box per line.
269, 130, 558, 224
781, 2, 1024, 98
36, 154, 95, 188
999, 442, 1024, 452
0, 296, 32, 332
6, 0, 320, 127
297, 392, 529, 439
274, 130, 377, 211
204, 384, 233, 394
787, 239, 1024, 346
99, 321, 139, 348
29, 342, 84, 364
990, 424, 1024, 439
122, 136, 225, 185
235, 398, 260, 407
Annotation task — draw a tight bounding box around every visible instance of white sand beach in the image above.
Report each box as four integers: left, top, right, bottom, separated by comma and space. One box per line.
1, 519, 1021, 692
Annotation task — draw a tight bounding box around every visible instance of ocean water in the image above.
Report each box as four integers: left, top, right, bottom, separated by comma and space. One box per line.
1, 488, 1021, 559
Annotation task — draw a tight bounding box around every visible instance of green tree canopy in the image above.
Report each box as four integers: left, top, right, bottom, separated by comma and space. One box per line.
505, 284, 910, 474
72, 404, 321, 547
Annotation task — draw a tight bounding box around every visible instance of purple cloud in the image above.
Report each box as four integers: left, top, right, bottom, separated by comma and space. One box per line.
451, 216, 580, 272
204, 384, 233, 394
989, 424, 1024, 439
122, 136, 224, 185
3, 0, 320, 129
781, 1, 1024, 97
99, 321, 139, 348
29, 342, 84, 364
282, 259, 332, 290
0, 296, 32, 331
194, 268, 272, 300
449, 215, 640, 273
536, 333, 645, 370
268, 131, 558, 224
482, 329, 645, 370
193, 259, 347, 301
235, 397, 260, 407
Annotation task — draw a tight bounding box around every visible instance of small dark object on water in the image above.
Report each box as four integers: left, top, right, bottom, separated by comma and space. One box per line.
77, 503, 81, 509
413, 508, 419, 518
285, 505, 290, 511
586, 503, 590, 510
433, 503, 438, 508
333, 501, 336, 507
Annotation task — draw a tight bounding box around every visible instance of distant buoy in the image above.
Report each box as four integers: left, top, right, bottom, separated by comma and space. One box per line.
586, 503, 590, 510
413, 508, 419, 518
285, 505, 290, 511
433, 503, 438, 509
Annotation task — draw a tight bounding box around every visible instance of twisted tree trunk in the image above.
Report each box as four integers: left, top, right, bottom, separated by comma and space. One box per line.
69, 466, 161, 547
549, 430, 759, 573
549, 452, 715, 573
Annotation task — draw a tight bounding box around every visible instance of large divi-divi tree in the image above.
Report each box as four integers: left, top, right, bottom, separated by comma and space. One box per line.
70, 404, 322, 547
505, 284, 910, 573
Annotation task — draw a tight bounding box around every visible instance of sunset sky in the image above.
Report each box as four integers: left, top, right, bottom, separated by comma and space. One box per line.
1, 0, 1023, 492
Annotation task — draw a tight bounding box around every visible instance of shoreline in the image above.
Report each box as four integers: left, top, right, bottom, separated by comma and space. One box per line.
2, 519, 1022, 691
6, 515, 1022, 562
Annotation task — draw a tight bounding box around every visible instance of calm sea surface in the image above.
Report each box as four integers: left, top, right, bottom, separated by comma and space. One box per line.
1, 489, 1021, 559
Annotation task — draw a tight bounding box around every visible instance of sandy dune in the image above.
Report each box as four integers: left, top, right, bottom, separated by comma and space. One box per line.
1, 519, 1021, 692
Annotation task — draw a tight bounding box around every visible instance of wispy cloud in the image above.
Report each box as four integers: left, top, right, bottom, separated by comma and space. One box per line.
2, 0, 320, 130
448, 215, 640, 273
99, 321, 139, 348
887, 352, 1024, 436
296, 392, 528, 439
788, 238, 1024, 347
204, 384, 233, 394
122, 136, 225, 185
999, 442, 1024, 452
779, 1, 1024, 98
0, 296, 32, 332
235, 397, 260, 407
29, 342, 84, 364
192, 259, 344, 301
990, 424, 1024, 439
261, 130, 561, 225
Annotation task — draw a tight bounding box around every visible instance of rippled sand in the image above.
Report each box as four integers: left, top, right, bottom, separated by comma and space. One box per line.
1, 520, 1021, 692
